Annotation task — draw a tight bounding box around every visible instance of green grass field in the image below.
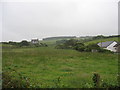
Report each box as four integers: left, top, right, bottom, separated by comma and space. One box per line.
85, 37, 119, 45
40, 37, 119, 47
40, 38, 70, 47
2, 47, 118, 88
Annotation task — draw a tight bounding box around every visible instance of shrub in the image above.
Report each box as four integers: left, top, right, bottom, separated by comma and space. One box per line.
64, 39, 78, 47
74, 42, 85, 52
2, 71, 31, 88
85, 43, 103, 52
2, 68, 38, 88
92, 73, 119, 88
98, 48, 112, 53
19, 40, 30, 47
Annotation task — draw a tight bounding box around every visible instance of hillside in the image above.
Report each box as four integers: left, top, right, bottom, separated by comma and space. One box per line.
40, 38, 76, 47
2, 36, 119, 88
42, 36, 76, 41
84, 37, 119, 45
40, 37, 119, 47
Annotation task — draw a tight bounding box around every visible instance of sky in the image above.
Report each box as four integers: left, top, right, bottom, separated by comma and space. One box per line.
0, 0, 119, 42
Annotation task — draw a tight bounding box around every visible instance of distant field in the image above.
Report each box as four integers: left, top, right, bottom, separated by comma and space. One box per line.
40, 37, 119, 47
2, 47, 118, 88
40, 38, 70, 47
40, 39, 59, 47
85, 37, 119, 45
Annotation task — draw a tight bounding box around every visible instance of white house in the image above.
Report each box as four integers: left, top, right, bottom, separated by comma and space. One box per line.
31, 39, 39, 44
113, 43, 120, 53
97, 41, 118, 52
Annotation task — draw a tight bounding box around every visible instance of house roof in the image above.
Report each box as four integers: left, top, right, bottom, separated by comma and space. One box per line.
97, 41, 115, 48
114, 42, 120, 47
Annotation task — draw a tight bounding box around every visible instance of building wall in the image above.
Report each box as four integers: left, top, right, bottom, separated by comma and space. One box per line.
105, 41, 117, 52
115, 45, 120, 53
31, 39, 39, 44
31, 41, 39, 44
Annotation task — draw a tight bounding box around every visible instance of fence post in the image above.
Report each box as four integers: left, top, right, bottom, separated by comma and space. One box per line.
92, 73, 100, 88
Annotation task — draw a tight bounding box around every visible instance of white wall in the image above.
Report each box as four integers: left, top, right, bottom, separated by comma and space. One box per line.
105, 41, 117, 52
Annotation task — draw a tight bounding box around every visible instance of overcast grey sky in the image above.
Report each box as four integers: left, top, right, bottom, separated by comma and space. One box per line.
1, 0, 119, 41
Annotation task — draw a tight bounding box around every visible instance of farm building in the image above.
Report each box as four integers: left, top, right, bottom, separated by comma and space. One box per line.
31, 39, 39, 44
97, 41, 119, 52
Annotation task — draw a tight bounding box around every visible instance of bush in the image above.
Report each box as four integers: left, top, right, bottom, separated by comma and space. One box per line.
64, 39, 78, 47
74, 42, 85, 52
101, 82, 119, 88
2, 68, 38, 88
2, 71, 31, 88
98, 48, 112, 53
19, 40, 30, 47
85, 43, 101, 52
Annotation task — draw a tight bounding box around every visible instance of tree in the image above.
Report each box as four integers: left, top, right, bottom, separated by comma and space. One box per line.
74, 42, 85, 52
9, 41, 17, 45
63, 39, 78, 49
92, 35, 105, 40
65, 39, 77, 46
20, 40, 29, 47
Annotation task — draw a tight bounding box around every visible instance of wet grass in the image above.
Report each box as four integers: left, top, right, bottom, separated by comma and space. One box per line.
2, 47, 118, 88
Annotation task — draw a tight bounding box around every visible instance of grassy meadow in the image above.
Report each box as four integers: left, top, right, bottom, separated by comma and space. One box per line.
40, 37, 119, 47
84, 37, 119, 45
2, 46, 119, 88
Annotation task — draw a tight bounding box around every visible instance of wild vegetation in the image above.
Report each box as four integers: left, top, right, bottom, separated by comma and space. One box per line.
55, 39, 112, 53
2, 35, 120, 88
40, 35, 120, 47
2, 40, 48, 48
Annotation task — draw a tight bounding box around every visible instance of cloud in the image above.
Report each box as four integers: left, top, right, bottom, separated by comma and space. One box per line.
1, 0, 118, 41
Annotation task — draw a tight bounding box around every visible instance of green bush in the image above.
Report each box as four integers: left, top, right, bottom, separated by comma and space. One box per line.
85, 43, 100, 51
84, 43, 112, 53
2, 68, 38, 88
101, 81, 119, 88
74, 42, 85, 52
98, 48, 112, 53
19, 40, 30, 47
2, 71, 31, 88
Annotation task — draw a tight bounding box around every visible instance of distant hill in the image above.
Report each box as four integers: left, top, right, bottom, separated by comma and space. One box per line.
85, 37, 119, 45
41, 35, 120, 47
40, 36, 76, 47
43, 36, 76, 41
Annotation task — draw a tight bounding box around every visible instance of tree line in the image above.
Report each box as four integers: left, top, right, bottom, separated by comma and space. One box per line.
2, 40, 48, 47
